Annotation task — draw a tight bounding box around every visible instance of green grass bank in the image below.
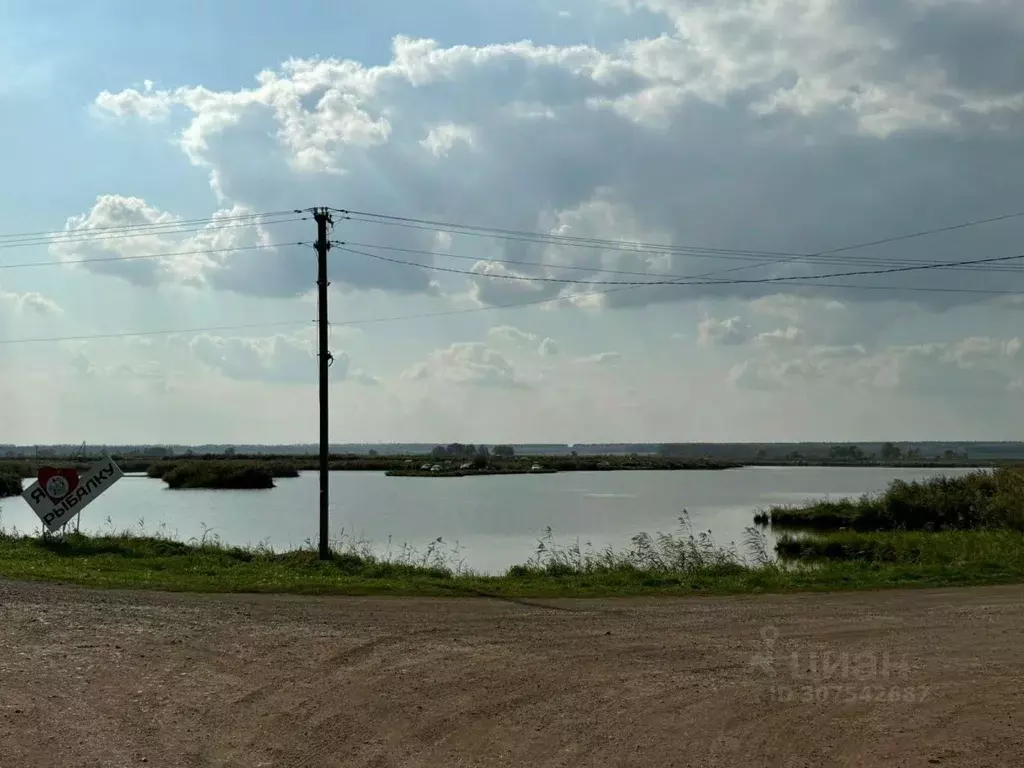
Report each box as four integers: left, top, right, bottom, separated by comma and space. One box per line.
1, 520, 1023, 597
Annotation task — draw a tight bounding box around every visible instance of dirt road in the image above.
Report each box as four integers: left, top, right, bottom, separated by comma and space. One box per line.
2, 581, 1023, 767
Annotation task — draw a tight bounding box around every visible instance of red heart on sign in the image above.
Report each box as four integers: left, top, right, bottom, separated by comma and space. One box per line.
37, 467, 80, 503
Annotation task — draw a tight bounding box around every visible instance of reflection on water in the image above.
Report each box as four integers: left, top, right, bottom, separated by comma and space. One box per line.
1, 466, 980, 575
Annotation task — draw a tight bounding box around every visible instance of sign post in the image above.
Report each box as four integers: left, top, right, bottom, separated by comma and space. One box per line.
21, 457, 124, 534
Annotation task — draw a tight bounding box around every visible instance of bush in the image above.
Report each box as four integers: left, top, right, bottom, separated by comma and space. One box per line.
763, 468, 1024, 531
0, 471, 21, 497
160, 462, 275, 490
775, 530, 1024, 566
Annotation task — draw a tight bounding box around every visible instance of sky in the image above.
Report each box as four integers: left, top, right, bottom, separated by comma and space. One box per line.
3, 0, 1024, 445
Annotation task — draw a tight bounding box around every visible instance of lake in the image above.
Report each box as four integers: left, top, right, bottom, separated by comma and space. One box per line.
2, 466, 981, 574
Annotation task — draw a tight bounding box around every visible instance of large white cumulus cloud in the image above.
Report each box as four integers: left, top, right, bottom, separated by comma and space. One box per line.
82, 0, 1024, 315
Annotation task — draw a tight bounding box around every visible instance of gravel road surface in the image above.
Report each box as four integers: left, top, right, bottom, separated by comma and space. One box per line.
2, 580, 1023, 767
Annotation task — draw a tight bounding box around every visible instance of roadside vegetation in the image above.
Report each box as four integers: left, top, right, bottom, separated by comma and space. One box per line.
756, 468, 1023, 531
774, 529, 1024, 564
0, 512, 1022, 596
756, 468, 1024, 591
0, 470, 21, 498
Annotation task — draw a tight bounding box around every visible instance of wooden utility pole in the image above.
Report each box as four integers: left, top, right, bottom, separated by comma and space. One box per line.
314, 207, 333, 560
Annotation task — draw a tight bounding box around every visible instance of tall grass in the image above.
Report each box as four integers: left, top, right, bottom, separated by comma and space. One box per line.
509, 513, 772, 578
762, 467, 1024, 531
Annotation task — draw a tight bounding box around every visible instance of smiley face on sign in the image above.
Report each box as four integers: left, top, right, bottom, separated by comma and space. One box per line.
37, 467, 80, 504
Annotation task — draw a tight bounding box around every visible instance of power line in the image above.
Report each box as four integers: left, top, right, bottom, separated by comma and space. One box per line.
687, 209, 1024, 282
0, 215, 308, 252
338, 210, 1024, 281
3, 278, 1021, 348
2, 276, 1022, 348
332, 206, 1024, 268
0, 242, 308, 271
7, 205, 1024, 348
337, 243, 1024, 288
339, 212, 805, 259
334, 238, 1024, 276
334, 208, 803, 256
0, 320, 315, 346
0, 209, 302, 243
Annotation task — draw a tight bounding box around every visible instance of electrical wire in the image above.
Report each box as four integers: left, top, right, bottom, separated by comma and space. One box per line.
333, 238, 1024, 276
5, 205, 1024, 347
332, 206, 1024, 268
0, 242, 308, 271
0, 209, 303, 243
696, 207, 1024, 281
336, 243, 1024, 288
339, 211, 1024, 279
0, 216, 308, 253
0, 320, 315, 346
339, 212, 806, 260
3, 276, 1022, 347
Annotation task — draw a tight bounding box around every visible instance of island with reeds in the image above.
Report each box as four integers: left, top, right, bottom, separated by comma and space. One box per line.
146, 460, 299, 490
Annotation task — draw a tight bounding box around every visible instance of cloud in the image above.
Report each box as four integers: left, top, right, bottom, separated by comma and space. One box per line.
731, 335, 1024, 394
0, 289, 62, 316
539, 337, 559, 356
488, 325, 560, 357
756, 326, 805, 347
85, 6, 1024, 317
487, 325, 537, 346
67, 352, 171, 393
401, 362, 431, 382
939, 336, 1021, 368
574, 351, 622, 365
614, 0, 1024, 134
420, 123, 477, 157
401, 342, 530, 388
698, 315, 749, 346
50, 194, 444, 299
12, 0, 1024, 445
349, 368, 381, 386
750, 295, 845, 323
189, 332, 362, 384
48, 195, 298, 295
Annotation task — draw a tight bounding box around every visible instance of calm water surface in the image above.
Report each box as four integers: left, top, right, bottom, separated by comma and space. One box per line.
3, 467, 980, 574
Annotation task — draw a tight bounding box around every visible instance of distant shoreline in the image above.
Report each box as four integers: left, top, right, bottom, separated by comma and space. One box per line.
1, 456, 994, 496
385, 468, 560, 478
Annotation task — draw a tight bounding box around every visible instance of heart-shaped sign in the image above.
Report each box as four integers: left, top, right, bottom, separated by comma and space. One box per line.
37, 467, 80, 503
